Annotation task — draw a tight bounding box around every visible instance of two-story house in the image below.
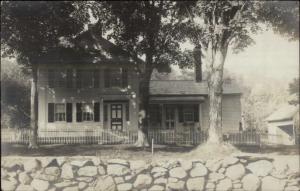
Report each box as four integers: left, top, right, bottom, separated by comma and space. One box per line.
36, 26, 242, 138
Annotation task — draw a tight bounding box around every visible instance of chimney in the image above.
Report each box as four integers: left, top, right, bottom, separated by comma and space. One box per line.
193, 45, 202, 82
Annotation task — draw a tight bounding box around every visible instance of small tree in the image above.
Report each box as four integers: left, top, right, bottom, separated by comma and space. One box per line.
181, 1, 299, 144
1, 2, 84, 148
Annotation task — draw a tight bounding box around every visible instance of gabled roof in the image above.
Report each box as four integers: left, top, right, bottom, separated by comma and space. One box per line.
149, 80, 241, 95
266, 104, 299, 122
37, 27, 143, 66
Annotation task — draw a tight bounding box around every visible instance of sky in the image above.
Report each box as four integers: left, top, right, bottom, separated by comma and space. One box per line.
179, 29, 299, 86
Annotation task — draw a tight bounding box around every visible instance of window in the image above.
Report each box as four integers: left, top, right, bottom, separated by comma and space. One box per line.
149, 104, 162, 128
55, 104, 66, 121
76, 69, 94, 88
48, 69, 72, 88
104, 68, 128, 88
183, 108, 194, 123
82, 103, 94, 121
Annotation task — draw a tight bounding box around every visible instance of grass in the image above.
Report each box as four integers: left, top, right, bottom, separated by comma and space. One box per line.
2, 143, 299, 161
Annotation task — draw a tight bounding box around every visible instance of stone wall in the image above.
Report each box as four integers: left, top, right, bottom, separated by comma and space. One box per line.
1, 156, 299, 191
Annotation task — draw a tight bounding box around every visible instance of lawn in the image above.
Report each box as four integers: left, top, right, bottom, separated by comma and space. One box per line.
1, 143, 299, 161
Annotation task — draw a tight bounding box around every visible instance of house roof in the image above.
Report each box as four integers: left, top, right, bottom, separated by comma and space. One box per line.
149, 80, 241, 95
266, 104, 299, 122
36, 26, 144, 66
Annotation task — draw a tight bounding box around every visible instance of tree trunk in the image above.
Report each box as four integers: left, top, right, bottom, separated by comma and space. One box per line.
207, 48, 227, 144
29, 66, 39, 148
134, 65, 153, 148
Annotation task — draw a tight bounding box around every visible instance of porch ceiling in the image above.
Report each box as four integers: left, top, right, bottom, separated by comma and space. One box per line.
149, 95, 205, 103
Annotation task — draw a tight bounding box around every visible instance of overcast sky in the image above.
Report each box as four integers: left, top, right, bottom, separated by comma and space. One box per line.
179, 29, 299, 86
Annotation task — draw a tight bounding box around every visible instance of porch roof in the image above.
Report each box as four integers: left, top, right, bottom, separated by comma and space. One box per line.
149, 95, 205, 103
149, 80, 241, 95
266, 104, 299, 122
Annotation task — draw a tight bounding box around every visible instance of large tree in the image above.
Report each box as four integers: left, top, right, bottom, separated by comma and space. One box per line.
76, 1, 190, 147
181, 1, 299, 144
1, 1, 84, 148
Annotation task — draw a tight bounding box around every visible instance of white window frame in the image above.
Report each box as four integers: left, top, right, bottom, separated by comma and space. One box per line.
82, 103, 94, 122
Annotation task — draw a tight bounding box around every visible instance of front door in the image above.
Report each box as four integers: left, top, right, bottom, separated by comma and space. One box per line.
111, 104, 123, 131
165, 105, 175, 129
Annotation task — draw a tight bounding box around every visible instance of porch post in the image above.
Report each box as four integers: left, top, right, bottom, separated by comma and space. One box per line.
161, 104, 165, 129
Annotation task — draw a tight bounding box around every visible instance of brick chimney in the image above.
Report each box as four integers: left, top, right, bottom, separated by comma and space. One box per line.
193, 45, 202, 82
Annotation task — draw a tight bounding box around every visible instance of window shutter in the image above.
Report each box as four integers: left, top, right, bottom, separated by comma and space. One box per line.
94, 102, 100, 122
48, 70, 54, 88
104, 104, 108, 122
122, 68, 128, 88
66, 69, 73, 88
76, 70, 82, 89
158, 105, 162, 125
104, 69, 110, 88
178, 105, 183, 123
194, 104, 199, 122
76, 103, 82, 122
66, 103, 72, 122
48, 103, 54, 122
125, 102, 129, 121
93, 70, 100, 88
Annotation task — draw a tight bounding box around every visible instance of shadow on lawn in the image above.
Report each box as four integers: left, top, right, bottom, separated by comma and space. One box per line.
1, 143, 298, 157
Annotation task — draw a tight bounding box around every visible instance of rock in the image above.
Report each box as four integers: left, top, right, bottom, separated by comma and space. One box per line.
1, 168, 8, 179
76, 177, 94, 183
206, 159, 222, 172
24, 159, 41, 172
155, 160, 180, 169
1, 179, 17, 191
273, 159, 289, 174
16, 184, 35, 191
247, 160, 273, 177
117, 183, 133, 191
91, 158, 102, 166
125, 175, 134, 181
7, 171, 17, 178
153, 171, 166, 178
218, 167, 226, 174
216, 178, 232, 191
46, 158, 60, 167
44, 166, 61, 176
107, 164, 130, 176
83, 187, 94, 191
233, 183, 242, 189
34, 171, 59, 182
79, 182, 88, 190
242, 174, 261, 191
240, 159, 247, 164
222, 157, 239, 167
261, 176, 286, 191
206, 182, 215, 189
78, 166, 98, 177
63, 186, 79, 191
54, 180, 76, 188
31, 179, 50, 191
208, 172, 225, 182
98, 166, 106, 175
130, 160, 148, 172
186, 177, 205, 191
149, 185, 165, 191
18, 172, 32, 185
166, 180, 185, 190
94, 176, 116, 191
285, 186, 300, 191
154, 177, 167, 184
4, 161, 23, 172
71, 160, 87, 167
169, 167, 187, 179
108, 159, 129, 166
190, 163, 208, 177
180, 160, 193, 171
61, 163, 74, 179
57, 157, 67, 166
114, 177, 124, 184
133, 174, 152, 188
151, 167, 168, 174
225, 163, 246, 180
168, 177, 179, 183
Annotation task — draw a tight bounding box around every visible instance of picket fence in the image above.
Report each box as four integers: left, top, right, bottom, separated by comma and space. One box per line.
1, 128, 271, 146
